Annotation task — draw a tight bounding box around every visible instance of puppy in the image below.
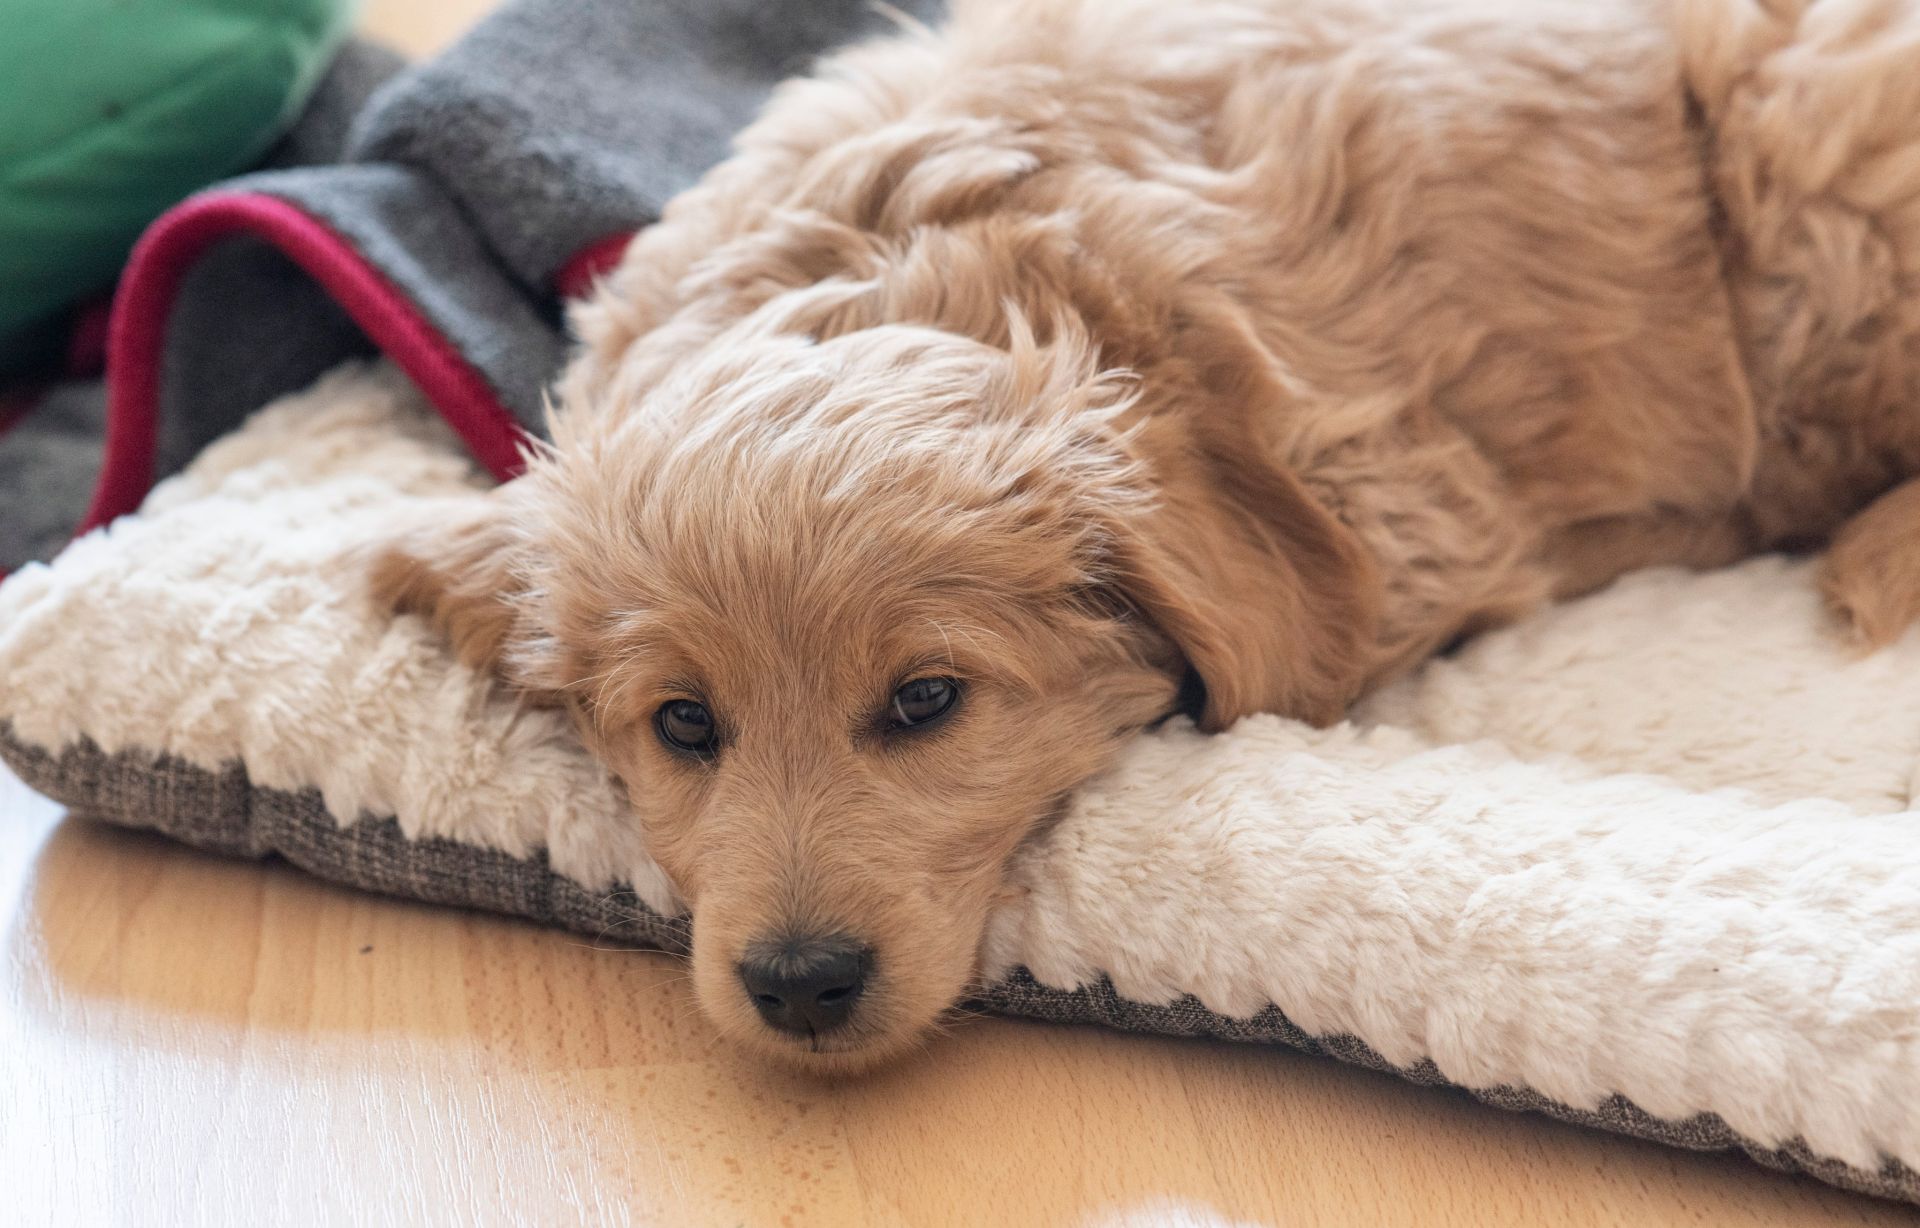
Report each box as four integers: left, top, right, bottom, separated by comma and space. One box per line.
375, 0, 1920, 1068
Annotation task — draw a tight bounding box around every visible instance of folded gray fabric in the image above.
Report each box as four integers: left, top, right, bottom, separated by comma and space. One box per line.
0, 0, 942, 572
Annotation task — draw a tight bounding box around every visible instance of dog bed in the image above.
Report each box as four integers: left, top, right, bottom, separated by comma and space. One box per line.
3, 361, 1916, 1206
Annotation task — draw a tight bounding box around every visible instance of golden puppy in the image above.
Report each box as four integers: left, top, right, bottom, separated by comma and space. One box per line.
375, 0, 1920, 1068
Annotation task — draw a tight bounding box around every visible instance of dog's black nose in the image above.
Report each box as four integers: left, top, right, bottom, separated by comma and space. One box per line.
738, 935, 871, 1036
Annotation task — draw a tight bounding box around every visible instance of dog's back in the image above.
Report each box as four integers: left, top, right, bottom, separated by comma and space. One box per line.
949, 0, 1920, 648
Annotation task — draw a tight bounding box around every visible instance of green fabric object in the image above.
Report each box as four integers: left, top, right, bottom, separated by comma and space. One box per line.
0, 0, 353, 371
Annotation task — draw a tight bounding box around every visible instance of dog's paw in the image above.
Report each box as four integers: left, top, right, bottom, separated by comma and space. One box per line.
1820, 478, 1920, 650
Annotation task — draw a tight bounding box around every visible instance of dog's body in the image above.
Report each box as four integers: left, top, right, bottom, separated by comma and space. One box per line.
379, 0, 1920, 1065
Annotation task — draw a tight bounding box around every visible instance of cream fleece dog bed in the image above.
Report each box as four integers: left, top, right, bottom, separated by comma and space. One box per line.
4, 363, 1917, 1205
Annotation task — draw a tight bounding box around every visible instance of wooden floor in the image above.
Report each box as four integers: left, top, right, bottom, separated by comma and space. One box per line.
3, 3, 1912, 1224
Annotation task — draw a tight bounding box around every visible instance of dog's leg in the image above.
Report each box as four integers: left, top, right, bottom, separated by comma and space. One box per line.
1540, 509, 1754, 601
1820, 478, 1920, 648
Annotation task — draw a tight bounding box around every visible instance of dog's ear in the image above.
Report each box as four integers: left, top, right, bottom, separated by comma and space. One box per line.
1104, 316, 1383, 732
368, 493, 563, 701
1107, 440, 1380, 731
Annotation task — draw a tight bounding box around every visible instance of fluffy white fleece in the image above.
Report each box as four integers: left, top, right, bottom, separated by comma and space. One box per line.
2, 364, 1916, 1172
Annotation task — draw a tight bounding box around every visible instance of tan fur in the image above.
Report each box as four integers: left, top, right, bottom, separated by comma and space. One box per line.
374, 0, 1920, 1067
1822, 478, 1920, 646
371, 497, 534, 679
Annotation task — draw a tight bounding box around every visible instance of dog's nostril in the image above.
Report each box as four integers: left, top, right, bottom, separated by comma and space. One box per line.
737, 934, 873, 1038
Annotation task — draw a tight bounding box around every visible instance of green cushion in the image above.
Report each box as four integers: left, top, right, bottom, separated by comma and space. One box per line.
0, 0, 351, 370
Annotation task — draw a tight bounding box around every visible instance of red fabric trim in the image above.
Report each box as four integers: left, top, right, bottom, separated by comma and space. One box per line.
83, 192, 533, 533
552, 231, 635, 300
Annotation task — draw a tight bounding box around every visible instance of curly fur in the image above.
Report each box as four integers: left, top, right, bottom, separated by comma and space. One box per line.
376, 0, 1920, 1067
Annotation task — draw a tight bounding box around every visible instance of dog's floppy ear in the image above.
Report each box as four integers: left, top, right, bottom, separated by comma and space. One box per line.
368, 492, 562, 701
1104, 320, 1383, 732
1108, 442, 1380, 730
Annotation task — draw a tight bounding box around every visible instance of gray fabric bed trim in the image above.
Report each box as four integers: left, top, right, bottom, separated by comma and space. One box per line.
4, 722, 1914, 1207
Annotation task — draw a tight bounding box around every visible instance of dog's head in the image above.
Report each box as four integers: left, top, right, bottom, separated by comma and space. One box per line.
373, 317, 1376, 1069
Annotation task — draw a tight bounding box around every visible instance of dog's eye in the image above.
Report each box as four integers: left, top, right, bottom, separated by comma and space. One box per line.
889, 677, 960, 729
656, 699, 719, 756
